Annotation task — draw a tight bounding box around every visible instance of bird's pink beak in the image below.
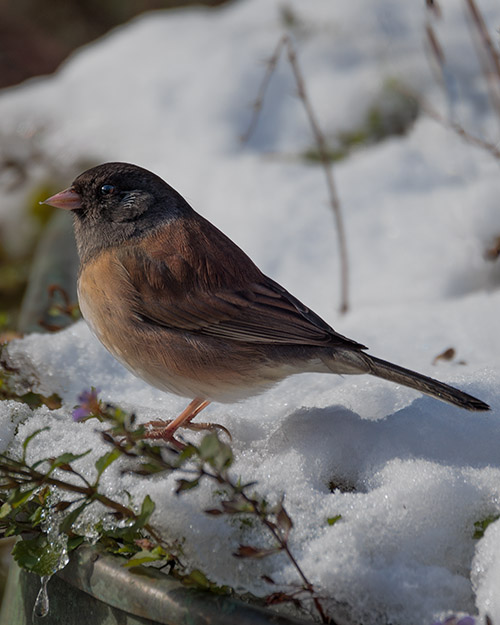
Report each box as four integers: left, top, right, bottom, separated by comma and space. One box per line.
41, 187, 82, 210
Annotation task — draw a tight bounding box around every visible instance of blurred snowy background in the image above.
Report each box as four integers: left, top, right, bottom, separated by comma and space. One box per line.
0, 1, 500, 624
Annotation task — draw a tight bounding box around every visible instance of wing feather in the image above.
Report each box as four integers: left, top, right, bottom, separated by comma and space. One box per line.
115, 217, 365, 350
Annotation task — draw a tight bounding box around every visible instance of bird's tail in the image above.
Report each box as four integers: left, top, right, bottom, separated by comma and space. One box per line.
361, 353, 489, 411
324, 349, 490, 411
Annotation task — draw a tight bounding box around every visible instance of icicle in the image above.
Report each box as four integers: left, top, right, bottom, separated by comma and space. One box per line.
32, 574, 51, 620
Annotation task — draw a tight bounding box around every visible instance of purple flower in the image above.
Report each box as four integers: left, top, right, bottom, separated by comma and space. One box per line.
72, 388, 101, 422
72, 406, 90, 421
431, 616, 476, 625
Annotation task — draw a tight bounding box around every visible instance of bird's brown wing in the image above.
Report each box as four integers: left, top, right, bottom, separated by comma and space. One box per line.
115, 216, 365, 350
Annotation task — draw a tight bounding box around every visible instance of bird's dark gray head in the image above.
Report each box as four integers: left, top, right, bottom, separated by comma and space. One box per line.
43, 162, 192, 263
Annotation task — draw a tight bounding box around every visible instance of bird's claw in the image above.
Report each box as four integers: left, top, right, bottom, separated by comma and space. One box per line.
143, 419, 232, 446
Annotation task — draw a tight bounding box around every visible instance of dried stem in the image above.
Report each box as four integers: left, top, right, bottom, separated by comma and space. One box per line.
391, 78, 500, 161
465, 0, 500, 117
284, 38, 349, 315
2, 399, 334, 622
240, 37, 286, 144
424, 0, 500, 159
425, 0, 442, 19
111, 427, 333, 623
242, 34, 350, 314
198, 462, 332, 623
0, 455, 170, 553
425, 21, 445, 67
236, 487, 331, 624
465, 0, 500, 81
422, 98, 500, 160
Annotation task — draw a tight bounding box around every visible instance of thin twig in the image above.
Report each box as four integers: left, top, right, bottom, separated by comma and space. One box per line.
425, 22, 445, 71
118, 430, 333, 623
425, 0, 442, 19
424, 2, 447, 93
464, 0, 500, 117
240, 37, 286, 144
198, 463, 332, 624
465, 0, 500, 81
422, 98, 500, 159
127, 436, 332, 621
4, 401, 333, 621
242, 34, 350, 314
0, 457, 172, 553
391, 80, 500, 161
109, 425, 332, 621
237, 488, 331, 623
284, 37, 349, 314
422, 0, 500, 161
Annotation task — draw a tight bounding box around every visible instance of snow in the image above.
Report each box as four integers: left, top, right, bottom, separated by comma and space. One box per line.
0, 1, 500, 623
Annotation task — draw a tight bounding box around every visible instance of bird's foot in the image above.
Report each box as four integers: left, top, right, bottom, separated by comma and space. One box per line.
143, 419, 232, 447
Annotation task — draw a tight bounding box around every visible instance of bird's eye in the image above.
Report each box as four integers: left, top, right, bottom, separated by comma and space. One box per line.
100, 184, 116, 196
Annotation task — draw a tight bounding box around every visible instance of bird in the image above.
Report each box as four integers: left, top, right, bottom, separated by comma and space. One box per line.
42, 162, 489, 443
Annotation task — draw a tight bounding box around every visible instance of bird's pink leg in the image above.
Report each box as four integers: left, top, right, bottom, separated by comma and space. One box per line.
144, 397, 217, 446
162, 397, 210, 436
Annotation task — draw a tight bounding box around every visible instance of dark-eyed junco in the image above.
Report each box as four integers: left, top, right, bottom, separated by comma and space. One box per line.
42, 162, 489, 441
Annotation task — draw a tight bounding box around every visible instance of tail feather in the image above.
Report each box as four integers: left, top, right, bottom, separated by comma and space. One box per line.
360, 353, 489, 412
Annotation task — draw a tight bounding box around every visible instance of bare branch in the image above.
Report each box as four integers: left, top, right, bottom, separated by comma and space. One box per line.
242, 34, 350, 314
465, 0, 500, 117
465, 0, 500, 81
422, 99, 500, 159
240, 36, 287, 144
284, 36, 349, 314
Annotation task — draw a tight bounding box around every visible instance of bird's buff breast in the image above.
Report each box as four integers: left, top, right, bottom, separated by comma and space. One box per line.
77, 255, 303, 402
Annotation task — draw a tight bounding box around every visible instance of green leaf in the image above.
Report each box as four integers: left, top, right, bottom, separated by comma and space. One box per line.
176, 444, 196, 466
175, 478, 200, 494
0, 502, 11, 518
133, 462, 164, 476
46, 450, 92, 476
233, 545, 279, 559
22, 427, 50, 462
52, 451, 91, 468
276, 504, 293, 536
52, 501, 73, 513
198, 433, 233, 472
199, 433, 222, 459
123, 546, 167, 568
94, 448, 122, 481
135, 495, 155, 529
9, 487, 37, 509
186, 568, 213, 588
67, 536, 85, 552
13, 536, 66, 576
102, 495, 156, 544
213, 447, 233, 472
221, 497, 254, 514
204, 508, 223, 516
473, 514, 500, 539
180, 569, 230, 594
327, 514, 342, 526
59, 502, 88, 534
29, 506, 43, 526
115, 544, 138, 555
